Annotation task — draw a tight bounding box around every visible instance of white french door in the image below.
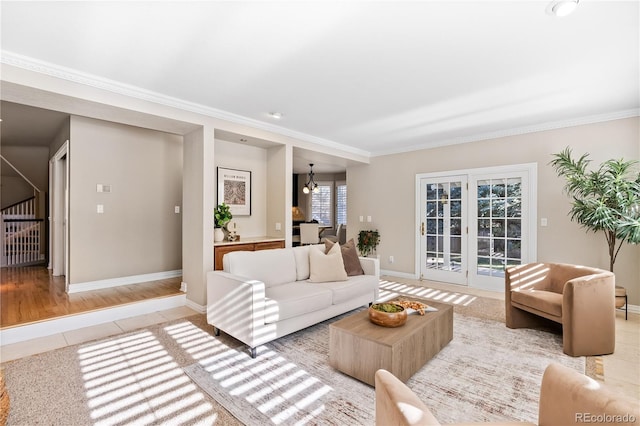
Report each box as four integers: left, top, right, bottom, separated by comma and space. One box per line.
418, 164, 537, 291
419, 176, 468, 285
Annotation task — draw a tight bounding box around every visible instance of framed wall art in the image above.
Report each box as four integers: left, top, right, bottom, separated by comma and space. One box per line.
217, 167, 251, 216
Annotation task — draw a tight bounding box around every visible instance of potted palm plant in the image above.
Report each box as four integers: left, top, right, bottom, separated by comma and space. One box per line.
550, 147, 640, 272
214, 203, 233, 242
358, 229, 380, 257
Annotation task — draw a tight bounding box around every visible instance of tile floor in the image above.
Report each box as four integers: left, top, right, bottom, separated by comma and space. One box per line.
0, 305, 199, 363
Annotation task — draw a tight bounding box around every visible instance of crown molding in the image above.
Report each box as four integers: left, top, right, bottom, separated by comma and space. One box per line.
370, 108, 640, 157
0, 50, 371, 158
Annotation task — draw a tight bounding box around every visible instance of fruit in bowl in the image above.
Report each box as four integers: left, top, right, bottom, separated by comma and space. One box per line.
369, 303, 407, 327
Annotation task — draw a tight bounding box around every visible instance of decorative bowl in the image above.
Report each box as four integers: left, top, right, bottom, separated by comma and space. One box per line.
369, 303, 407, 327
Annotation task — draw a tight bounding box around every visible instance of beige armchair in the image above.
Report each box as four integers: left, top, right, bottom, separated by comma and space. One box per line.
375, 363, 640, 426
505, 262, 615, 357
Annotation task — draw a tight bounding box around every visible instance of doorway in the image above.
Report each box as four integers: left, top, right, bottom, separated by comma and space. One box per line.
50, 141, 69, 290
417, 164, 537, 291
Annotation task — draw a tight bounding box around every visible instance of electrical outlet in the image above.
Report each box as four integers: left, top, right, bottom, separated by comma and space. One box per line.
275, 222, 282, 231
174, 206, 180, 214
97, 204, 104, 214
389, 255, 394, 263
541, 218, 548, 227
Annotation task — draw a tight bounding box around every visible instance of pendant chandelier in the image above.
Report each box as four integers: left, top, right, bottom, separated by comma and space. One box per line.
303, 163, 319, 194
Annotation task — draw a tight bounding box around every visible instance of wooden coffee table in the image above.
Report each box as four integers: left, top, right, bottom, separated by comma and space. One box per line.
329, 299, 453, 386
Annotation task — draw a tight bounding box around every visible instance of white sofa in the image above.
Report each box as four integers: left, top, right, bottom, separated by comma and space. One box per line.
206, 244, 380, 357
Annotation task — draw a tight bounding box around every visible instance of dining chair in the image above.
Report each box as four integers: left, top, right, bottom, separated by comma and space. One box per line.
300, 223, 320, 245
321, 223, 342, 244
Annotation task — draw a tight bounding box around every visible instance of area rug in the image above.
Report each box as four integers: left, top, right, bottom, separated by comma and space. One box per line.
184, 311, 584, 425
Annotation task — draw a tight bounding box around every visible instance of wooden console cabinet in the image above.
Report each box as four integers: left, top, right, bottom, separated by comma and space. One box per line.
214, 237, 285, 270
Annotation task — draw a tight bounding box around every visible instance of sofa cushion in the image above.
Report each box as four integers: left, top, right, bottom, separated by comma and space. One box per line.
292, 244, 325, 281
511, 289, 562, 318
309, 242, 348, 283
223, 248, 296, 288
314, 274, 378, 305
264, 283, 333, 323
325, 239, 365, 276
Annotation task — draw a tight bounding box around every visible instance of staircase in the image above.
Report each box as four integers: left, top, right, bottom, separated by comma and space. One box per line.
1, 197, 44, 267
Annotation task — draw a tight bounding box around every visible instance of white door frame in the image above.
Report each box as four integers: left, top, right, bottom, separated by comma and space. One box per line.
50, 141, 69, 289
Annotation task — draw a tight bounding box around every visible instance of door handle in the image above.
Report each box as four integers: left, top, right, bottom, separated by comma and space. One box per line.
421, 222, 425, 235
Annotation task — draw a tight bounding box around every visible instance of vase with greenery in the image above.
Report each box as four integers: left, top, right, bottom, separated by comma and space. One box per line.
214, 203, 233, 228
358, 230, 380, 257
214, 203, 233, 242
550, 147, 640, 272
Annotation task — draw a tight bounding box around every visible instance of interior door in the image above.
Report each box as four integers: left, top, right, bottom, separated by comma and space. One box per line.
420, 176, 468, 285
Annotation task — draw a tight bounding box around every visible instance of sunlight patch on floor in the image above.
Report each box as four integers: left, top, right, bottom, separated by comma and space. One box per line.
379, 279, 478, 306
165, 320, 332, 425
77, 328, 218, 425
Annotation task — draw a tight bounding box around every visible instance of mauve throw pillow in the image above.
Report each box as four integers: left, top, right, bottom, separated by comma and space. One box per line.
325, 239, 365, 276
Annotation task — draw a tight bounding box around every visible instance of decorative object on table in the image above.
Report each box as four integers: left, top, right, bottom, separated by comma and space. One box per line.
226, 220, 239, 242
214, 202, 233, 242
369, 303, 407, 327
357, 229, 380, 257
302, 163, 319, 194
393, 299, 434, 315
550, 147, 640, 272
217, 167, 251, 216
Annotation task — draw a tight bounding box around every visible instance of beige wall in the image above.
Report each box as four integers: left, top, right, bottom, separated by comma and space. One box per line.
1, 145, 49, 192
347, 117, 640, 304
266, 145, 290, 241
215, 139, 268, 237
182, 126, 215, 306
68, 116, 183, 285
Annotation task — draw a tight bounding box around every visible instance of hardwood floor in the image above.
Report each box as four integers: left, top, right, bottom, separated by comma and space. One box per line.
0, 266, 182, 329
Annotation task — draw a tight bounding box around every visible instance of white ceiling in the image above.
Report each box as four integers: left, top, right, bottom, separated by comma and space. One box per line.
1, 1, 638, 161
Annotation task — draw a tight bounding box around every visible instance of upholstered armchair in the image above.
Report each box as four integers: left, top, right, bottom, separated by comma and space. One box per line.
374, 363, 640, 426
505, 262, 615, 357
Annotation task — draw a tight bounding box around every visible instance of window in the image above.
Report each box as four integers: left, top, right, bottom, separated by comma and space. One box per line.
311, 183, 332, 225
309, 180, 347, 227
336, 183, 347, 225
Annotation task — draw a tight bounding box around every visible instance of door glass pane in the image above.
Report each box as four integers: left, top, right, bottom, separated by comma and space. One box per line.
426, 201, 437, 217
450, 236, 461, 254
478, 200, 490, 217
423, 179, 464, 274
476, 177, 522, 278
451, 219, 461, 235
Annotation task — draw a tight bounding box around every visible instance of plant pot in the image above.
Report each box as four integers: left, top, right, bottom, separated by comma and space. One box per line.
214, 228, 225, 242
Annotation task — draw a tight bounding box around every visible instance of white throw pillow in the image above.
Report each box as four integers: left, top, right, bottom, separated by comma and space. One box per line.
309, 241, 348, 283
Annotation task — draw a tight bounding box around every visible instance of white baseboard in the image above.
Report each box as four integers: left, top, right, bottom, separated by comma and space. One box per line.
68, 270, 182, 293
623, 303, 639, 315
380, 269, 419, 280
0, 294, 186, 346
185, 298, 206, 314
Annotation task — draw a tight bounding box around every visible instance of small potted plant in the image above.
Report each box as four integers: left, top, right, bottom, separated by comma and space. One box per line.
357, 229, 380, 257
214, 203, 233, 242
